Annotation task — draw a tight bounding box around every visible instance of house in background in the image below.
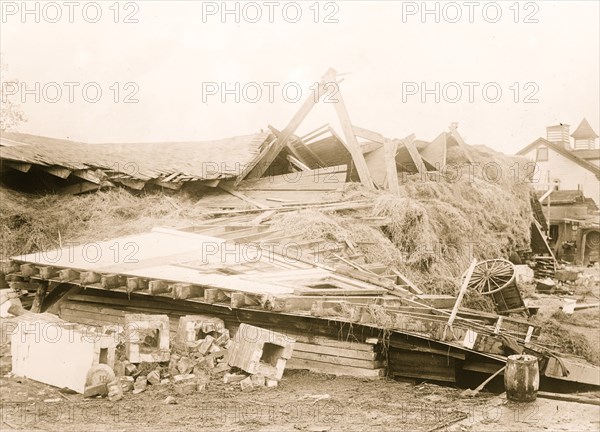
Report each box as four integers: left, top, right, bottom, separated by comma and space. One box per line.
517, 118, 600, 265
536, 190, 599, 264
516, 118, 600, 205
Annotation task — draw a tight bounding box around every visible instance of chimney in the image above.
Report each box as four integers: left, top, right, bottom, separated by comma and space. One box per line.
546, 123, 571, 149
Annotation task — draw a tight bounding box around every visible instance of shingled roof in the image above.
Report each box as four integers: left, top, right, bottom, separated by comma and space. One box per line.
0, 131, 272, 188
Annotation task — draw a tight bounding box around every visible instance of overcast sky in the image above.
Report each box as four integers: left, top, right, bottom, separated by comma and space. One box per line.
1, 0, 598, 154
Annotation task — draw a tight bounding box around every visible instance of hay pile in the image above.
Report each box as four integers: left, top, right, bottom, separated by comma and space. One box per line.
536, 318, 599, 365
0, 187, 207, 261
273, 145, 533, 294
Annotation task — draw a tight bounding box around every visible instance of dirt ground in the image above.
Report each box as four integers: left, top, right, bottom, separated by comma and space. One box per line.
1, 369, 599, 432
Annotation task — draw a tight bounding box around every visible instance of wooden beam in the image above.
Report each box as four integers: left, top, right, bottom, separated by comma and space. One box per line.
43, 166, 71, 179
420, 132, 447, 169
299, 124, 330, 142
448, 123, 474, 163
391, 268, 423, 294
401, 134, 425, 174
239, 77, 329, 183
324, 69, 374, 189
287, 155, 311, 171
7, 162, 31, 173
384, 139, 400, 194
57, 181, 112, 195
268, 124, 324, 167
116, 178, 146, 190
352, 125, 386, 144
218, 184, 268, 209
73, 170, 102, 184
538, 391, 600, 406
148, 179, 183, 190
447, 259, 477, 329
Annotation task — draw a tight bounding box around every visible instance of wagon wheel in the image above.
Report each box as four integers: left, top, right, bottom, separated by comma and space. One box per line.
462, 259, 515, 295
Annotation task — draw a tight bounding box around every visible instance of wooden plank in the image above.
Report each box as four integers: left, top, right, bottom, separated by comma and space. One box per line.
383, 139, 400, 194
538, 391, 600, 406
149, 179, 183, 190
325, 69, 374, 189
294, 287, 386, 296
401, 134, 425, 174
30, 282, 49, 313
269, 124, 325, 167
299, 124, 330, 143
116, 178, 146, 190
219, 184, 268, 209
392, 269, 423, 294
57, 181, 110, 195
286, 333, 379, 352
462, 361, 505, 374
294, 342, 378, 360
7, 162, 32, 172
43, 166, 71, 179
239, 79, 329, 183
544, 357, 600, 386
292, 351, 384, 369
352, 125, 386, 144
420, 132, 447, 169
448, 124, 474, 163
287, 155, 311, 171
73, 170, 102, 184
389, 338, 465, 360
235, 165, 347, 191
285, 358, 385, 378
388, 350, 456, 382
417, 295, 456, 309
271, 295, 396, 313
363, 143, 387, 187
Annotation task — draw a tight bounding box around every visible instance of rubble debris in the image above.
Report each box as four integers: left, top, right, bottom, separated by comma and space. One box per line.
124, 314, 170, 363
133, 375, 147, 394
223, 372, 246, 384
119, 376, 134, 392
164, 396, 177, 405
239, 376, 253, 392
174, 315, 225, 350
173, 374, 197, 395
147, 369, 161, 385
107, 378, 123, 401
228, 323, 295, 383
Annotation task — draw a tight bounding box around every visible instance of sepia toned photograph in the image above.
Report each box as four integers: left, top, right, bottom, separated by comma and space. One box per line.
0, 1, 599, 431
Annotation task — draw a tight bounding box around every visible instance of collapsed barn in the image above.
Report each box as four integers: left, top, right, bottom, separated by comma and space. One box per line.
1, 69, 598, 397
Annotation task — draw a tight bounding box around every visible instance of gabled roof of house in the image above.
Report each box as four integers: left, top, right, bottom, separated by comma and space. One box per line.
516, 137, 600, 179
572, 149, 600, 160
571, 118, 599, 139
